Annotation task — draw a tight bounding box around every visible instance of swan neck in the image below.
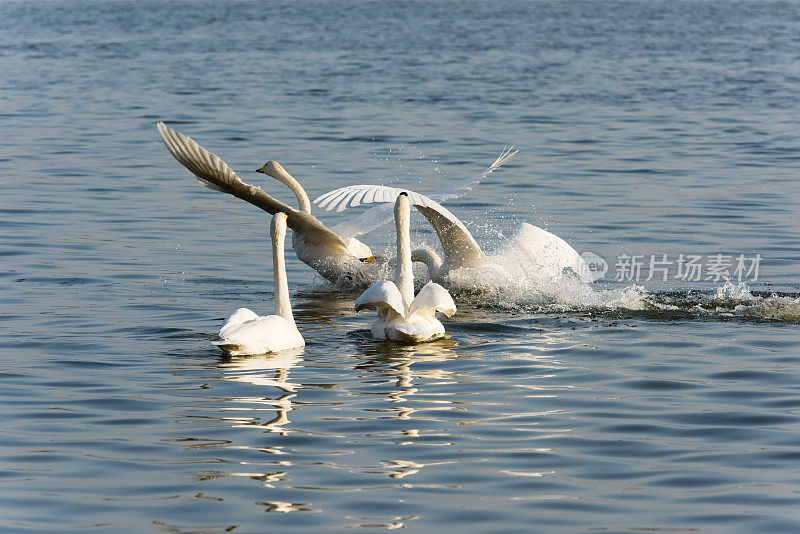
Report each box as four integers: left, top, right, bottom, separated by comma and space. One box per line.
411, 246, 443, 276
267, 161, 311, 213
394, 195, 414, 310
271, 213, 294, 324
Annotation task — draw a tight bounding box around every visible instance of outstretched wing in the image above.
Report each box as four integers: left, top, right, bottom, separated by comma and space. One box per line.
407, 281, 456, 318
157, 122, 345, 248
326, 146, 518, 240
315, 185, 437, 213
329, 203, 394, 240
428, 145, 518, 202
315, 185, 484, 269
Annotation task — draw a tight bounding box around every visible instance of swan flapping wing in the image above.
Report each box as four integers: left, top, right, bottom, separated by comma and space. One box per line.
324, 146, 517, 239
315, 185, 439, 213
427, 145, 518, 203
157, 122, 250, 193
407, 281, 456, 318
329, 203, 394, 239
157, 122, 345, 247
316, 185, 484, 269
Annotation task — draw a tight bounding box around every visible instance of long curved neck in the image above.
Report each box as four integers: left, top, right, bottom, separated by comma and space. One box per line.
394, 194, 414, 310
271, 214, 294, 324
264, 161, 311, 213
411, 246, 443, 277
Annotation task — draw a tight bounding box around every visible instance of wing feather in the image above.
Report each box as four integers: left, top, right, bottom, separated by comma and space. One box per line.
316, 185, 484, 269
407, 281, 456, 318
156, 122, 346, 248
330, 203, 394, 239
427, 145, 519, 202
355, 281, 405, 318
318, 187, 352, 211
349, 188, 370, 208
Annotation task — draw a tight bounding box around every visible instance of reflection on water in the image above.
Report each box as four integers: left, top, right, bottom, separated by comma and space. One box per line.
219, 350, 304, 435
2, 0, 800, 531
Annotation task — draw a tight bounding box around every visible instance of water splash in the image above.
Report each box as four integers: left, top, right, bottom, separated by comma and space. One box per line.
317, 237, 799, 323
700, 281, 800, 322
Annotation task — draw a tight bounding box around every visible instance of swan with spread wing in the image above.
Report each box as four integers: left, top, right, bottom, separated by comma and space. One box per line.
157, 122, 516, 286
355, 193, 456, 343
315, 184, 593, 285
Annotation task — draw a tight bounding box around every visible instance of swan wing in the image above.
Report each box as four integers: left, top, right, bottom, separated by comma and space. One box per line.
328, 203, 394, 239
157, 123, 346, 248
323, 147, 517, 239
320, 186, 429, 240
407, 281, 456, 318
315, 185, 433, 213
355, 280, 405, 319
317, 185, 484, 268
219, 308, 261, 339
427, 145, 519, 202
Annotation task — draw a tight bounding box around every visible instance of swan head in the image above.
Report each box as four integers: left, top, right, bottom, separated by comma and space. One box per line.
394, 192, 410, 223
271, 211, 288, 239
257, 161, 287, 178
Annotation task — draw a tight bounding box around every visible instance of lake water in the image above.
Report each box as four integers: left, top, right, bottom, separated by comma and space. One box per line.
2, 1, 800, 532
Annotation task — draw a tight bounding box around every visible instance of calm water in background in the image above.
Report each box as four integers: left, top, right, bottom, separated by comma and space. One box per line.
2, 1, 800, 532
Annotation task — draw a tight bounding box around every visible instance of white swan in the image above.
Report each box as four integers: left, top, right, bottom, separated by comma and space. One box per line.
157, 122, 516, 286
355, 193, 456, 343
215, 212, 305, 355
315, 185, 592, 284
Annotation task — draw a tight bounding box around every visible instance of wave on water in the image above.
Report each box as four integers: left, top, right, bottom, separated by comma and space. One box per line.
446, 259, 800, 323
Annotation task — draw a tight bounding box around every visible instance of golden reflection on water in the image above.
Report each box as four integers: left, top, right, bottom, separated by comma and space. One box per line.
219, 348, 304, 436
353, 339, 462, 428
205, 325, 572, 519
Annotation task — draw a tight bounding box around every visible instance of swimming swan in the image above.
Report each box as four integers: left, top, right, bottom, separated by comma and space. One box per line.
315, 185, 593, 284
157, 122, 515, 286
355, 193, 456, 343
215, 212, 305, 355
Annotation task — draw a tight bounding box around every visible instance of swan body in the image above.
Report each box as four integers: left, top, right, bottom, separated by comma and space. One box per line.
355, 194, 456, 343
217, 310, 303, 356
315, 184, 593, 284
215, 212, 305, 355
509, 222, 592, 282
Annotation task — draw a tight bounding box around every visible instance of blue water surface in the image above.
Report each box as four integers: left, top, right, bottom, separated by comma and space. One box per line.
1, 1, 799, 532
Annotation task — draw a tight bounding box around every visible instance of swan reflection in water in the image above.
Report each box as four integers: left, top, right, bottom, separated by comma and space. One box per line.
352, 338, 469, 479
218, 348, 304, 436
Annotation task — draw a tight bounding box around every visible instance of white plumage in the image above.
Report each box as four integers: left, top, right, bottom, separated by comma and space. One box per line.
214, 212, 305, 355
315, 184, 593, 284
355, 194, 456, 343
157, 122, 514, 286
